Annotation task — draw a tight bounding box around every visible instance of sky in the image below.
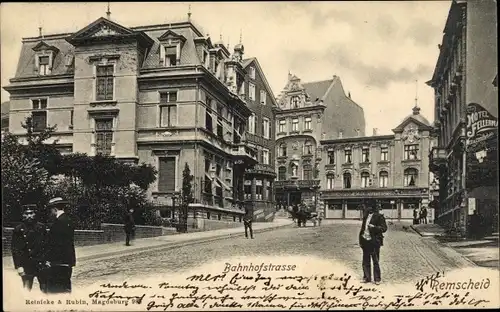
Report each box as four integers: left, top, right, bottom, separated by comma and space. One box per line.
0, 1, 451, 135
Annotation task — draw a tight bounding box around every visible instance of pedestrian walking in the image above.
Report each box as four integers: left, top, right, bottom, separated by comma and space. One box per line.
124, 208, 135, 246
359, 204, 387, 285
413, 206, 419, 225
420, 206, 428, 224
243, 207, 254, 239
11, 204, 48, 292
44, 197, 76, 294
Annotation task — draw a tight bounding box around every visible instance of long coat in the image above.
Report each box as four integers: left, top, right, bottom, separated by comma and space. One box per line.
45, 213, 76, 267
11, 222, 48, 274
359, 212, 388, 247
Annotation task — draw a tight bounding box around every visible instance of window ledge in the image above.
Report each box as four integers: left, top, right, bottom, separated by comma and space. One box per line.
290, 131, 300, 135
90, 100, 117, 106
342, 163, 353, 167
378, 160, 390, 164
277, 132, 287, 136
303, 129, 313, 133
402, 159, 420, 163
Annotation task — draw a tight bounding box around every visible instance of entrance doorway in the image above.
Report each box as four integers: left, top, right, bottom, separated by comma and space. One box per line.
289, 192, 302, 207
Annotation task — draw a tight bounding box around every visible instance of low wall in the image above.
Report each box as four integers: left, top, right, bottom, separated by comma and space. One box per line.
188, 218, 244, 232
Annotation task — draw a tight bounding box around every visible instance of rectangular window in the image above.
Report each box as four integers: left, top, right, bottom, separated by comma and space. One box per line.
248, 114, 256, 134
404, 144, 419, 160
164, 46, 177, 67
260, 90, 267, 105
380, 146, 388, 161
249, 83, 256, 101
256, 180, 263, 200
160, 91, 178, 103
244, 180, 252, 200
263, 118, 270, 139
327, 150, 335, 165
249, 67, 256, 80
95, 119, 113, 156
303, 165, 312, 180
96, 65, 114, 101
326, 175, 335, 189
32, 98, 48, 110
278, 120, 286, 133
160, 105, 177, 127
304, 117, 312, 130
205, 111, 213, 132
379, 173, 388, 188
278, 167, 286, 181
158, 157, 176, 192
32, 111, 47, 132
38, 55, 50, 75
361, 147, 370, 163
344, 149, 352, 164
291, 118, 299, 132
262, 149, 269, 165
361, 174, 370, 188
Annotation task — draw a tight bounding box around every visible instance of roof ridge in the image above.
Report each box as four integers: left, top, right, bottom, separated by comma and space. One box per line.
302, 78, 334, 85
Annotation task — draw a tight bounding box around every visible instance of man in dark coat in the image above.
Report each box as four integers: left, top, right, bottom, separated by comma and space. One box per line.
44, 197, 76, 294
243, 207, 254, 239
124, 208, 135, 246
420, 206, 428, 224
11, 204, 48, 292
359, 204, 388, 285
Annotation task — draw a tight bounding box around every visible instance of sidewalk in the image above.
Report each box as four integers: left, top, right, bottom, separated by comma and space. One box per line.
3, 218, 293, 268
411, 223, 499, 269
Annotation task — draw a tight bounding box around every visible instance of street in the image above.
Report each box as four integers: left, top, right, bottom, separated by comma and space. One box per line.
63, 222, 474, 289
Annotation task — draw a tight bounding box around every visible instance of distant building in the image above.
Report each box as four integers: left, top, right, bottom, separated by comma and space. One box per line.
319, 106, 434, 220
3, 16, 277, 223
273, 73, 366, 209
426, 0, 498, 234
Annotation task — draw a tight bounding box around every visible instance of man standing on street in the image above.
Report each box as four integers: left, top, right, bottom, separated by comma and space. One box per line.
11, 204, 48, 292
359, 203, 387, 285
124, 208, 135, 246
243, 206, 254, 239
44, 197, 76, 294
420, 206, 428, 224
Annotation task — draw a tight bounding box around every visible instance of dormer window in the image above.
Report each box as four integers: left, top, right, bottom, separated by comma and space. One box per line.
38, 56, 50, 75
290, 96, 300, 108
162, 46, 178, 67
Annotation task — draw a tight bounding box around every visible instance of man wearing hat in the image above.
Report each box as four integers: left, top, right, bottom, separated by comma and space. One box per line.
11, 204, 48, 292
358, 203, 387, 285
44, 197, 76, 294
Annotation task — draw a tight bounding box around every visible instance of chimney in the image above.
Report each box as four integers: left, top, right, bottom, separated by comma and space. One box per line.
373, 128, 378, 136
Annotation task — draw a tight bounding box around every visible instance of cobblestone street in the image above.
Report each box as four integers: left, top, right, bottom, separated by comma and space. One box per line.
66, 222, 474, 289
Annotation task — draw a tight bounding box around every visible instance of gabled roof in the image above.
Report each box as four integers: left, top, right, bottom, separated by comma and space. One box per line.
32, 41, 59, 53
303, 79, 333, 102
392, 106, 432, 132
158, 29, 187, 42
242, 57, 278, 106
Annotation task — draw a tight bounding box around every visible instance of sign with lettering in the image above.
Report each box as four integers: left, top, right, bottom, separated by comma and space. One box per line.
466, 103, 498, 153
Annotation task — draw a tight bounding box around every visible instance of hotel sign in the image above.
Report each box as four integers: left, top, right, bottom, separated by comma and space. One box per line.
466, 103, 498, 153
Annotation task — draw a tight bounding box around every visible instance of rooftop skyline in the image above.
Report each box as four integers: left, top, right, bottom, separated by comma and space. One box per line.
0, 1, 451, 134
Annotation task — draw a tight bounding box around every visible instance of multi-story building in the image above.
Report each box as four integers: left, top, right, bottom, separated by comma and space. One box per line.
426, 0, 498, 234
273, 73, 366, 209
319, 106, 434, 220
241, 58, 277, 221
3, 15, 276, 223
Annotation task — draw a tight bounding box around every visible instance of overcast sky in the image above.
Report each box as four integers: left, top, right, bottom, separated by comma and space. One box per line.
1, 1, 451, 135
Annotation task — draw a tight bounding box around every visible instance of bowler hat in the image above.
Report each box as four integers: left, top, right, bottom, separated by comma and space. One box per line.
47, 197, 70, 207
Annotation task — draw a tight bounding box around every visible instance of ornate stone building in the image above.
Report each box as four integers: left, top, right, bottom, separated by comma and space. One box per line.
319, 106, 434, 220
3, 15, 276, 224
273, 73, 366, 209
427, 0, 498, 234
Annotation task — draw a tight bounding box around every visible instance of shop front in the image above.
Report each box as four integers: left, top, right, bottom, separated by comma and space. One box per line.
322, 188, 429, 220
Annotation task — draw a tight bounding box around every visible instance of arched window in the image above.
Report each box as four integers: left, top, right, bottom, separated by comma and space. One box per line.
326, 174, 335, 189
379, 171, 389, 188
303, 164, 312, 180
279, 143, 287, 157
361, 172, 370, 188
343, 172, 352, 189
290, 163, 298, 177
304, 140, 313, 155
404, 168, 418, 187
278, 166, 286, 181
290, 96, 300, 108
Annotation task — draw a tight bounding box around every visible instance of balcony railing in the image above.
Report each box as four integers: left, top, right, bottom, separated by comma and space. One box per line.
231, 143, 258, 164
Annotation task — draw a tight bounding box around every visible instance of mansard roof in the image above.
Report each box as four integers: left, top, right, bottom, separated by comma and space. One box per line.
157, 29, 187, 42
32, 41, 60, 53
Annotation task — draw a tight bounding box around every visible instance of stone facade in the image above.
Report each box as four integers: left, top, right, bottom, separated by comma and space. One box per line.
319, 107, 434, 220
426, 0, 498, 234
3, 17, 278, 223
273, 73, 366, 210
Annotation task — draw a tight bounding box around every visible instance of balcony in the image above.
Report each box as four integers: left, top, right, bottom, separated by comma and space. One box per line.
429, 147, 447, 173
231, 143, 258, 166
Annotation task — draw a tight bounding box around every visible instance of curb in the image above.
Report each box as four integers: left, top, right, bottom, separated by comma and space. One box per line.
79, 222, 293, 262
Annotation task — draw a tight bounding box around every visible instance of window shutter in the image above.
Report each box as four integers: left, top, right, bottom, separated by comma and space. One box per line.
159, 45, 165, 65
158, 157, 176, 192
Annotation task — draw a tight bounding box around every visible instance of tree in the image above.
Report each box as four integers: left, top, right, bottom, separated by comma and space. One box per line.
180, 163, 194, 232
